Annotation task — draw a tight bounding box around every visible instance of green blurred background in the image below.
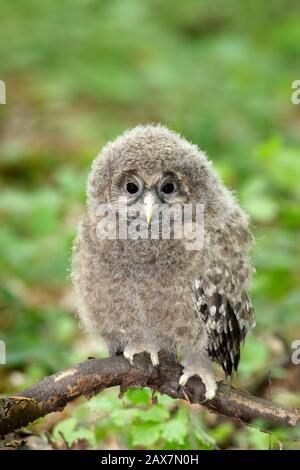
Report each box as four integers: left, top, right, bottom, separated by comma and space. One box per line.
0, 0, 300, 450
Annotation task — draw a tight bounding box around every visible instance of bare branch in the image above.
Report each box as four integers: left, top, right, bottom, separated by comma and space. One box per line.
1, 352, 299, 436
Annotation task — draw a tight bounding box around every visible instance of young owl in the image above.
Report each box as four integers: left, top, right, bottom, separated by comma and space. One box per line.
71, 124, 255, 399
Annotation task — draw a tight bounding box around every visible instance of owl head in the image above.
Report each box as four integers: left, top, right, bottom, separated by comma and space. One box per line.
87, 124, 237, 234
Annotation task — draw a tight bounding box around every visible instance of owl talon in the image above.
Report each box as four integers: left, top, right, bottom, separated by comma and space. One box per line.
150, 352, 159, 367
123, 349, 134, 365
179, 373, 189, 387
204, 386, 217, 401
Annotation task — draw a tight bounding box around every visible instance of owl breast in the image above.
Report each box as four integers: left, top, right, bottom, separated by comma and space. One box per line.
75, 233, 204, 352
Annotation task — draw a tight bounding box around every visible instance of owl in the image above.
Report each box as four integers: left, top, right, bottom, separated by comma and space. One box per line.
71, 124, 255, 399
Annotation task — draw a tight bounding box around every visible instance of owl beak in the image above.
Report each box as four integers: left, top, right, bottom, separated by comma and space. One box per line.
144, 193, 156, 224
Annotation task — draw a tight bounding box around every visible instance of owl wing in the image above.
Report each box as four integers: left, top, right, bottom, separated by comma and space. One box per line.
194, 279, 255, 375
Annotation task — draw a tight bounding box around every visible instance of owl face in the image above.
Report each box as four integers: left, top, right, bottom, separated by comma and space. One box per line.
88, 125, 229, 231
108, 168, 191, 224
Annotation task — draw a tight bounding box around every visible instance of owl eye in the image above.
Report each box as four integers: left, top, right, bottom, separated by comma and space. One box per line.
126, 182, 139, 195
161, 182, 175, 195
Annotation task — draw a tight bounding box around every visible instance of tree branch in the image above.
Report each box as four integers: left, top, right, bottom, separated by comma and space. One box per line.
1, 352, 299, 436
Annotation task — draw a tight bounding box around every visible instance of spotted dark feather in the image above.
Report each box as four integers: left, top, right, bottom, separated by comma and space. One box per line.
194, 281, 252, 376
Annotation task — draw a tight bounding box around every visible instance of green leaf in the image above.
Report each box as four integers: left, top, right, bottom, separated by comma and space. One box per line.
239, 337, 269, 377
209, 423, 234, 446
160, 408, 189, 445
52, 418, 96, 448
240, 178, 278, 223
131, 422, 161, 447
247, 427, 270, 450
88, 393, 122, 412
52, 418, 77, 445
68, 428, 96, 449
111, 408, 140, 426
125, 388, 151, 405
138, 405, 170, 423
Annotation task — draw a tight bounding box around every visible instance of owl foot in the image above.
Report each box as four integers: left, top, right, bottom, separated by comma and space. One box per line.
179, 365, 217, 401
123, 345, 159, 367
